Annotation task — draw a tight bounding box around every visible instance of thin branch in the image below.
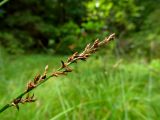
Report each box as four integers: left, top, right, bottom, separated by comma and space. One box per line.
0, 33, 115, 113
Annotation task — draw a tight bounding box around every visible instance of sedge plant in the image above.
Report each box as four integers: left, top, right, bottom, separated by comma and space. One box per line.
0, 33, 115, 113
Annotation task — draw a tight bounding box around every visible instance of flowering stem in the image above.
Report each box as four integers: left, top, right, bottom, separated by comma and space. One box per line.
0, 33, 115, 113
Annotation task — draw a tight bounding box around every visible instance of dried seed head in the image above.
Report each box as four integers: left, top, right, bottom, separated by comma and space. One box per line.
51, 71, 66, 77
60, 60, 67, 69
85, 54, 90, 57
85, 43, 91, 50
41, 74, 46, 79
13, 98, 21, 104
51, 73, 58, 77
93, 39, 99, 48
25, 94, 36, 102
27, 81, 36, 91
34, 74, 41, 84
20, 93, 36, 103
12, 98, 22, 111
67, 52, 78, 62
77, 55, 87, 61
99, 33, 115, 46
64, 67, 72, 72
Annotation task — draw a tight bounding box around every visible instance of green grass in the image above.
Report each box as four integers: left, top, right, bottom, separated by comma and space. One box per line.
0, 54, 160, 120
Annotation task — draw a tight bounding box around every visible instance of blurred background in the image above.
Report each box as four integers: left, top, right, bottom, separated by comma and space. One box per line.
0, 0, 160, 119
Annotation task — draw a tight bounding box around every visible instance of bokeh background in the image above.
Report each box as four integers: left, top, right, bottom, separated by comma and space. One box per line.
0, 0, 160, 119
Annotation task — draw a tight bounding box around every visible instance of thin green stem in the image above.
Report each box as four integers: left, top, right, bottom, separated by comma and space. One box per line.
0, 104, 12, 113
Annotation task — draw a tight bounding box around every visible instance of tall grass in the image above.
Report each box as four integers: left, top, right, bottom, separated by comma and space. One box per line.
0, 53, 159, 119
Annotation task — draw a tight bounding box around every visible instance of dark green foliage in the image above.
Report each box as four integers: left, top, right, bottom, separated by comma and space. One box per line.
0, 0, 159, 56
0, 0, 88, 54
124, 7, 160, 58
53, 21, 81, 54
0, 32, 24, 54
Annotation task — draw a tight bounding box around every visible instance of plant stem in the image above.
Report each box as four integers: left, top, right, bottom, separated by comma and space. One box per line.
0, 33, 115, 114
0, 104, 12, 113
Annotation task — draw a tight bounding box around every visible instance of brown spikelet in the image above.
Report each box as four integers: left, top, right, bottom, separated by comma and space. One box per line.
12, 98, 22, 111
34, 74, 41, 84
67, 52, 78, 62
27, 81, 36, 91
41, 74, 46, 79
60, 60, 67, 69
64, 67, 72, 72
93, 39, 99, 48
51, 71, 67, 77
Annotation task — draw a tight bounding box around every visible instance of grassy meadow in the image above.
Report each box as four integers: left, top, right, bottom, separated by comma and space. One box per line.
0, 0, 159, 119
0, 53, 160, 120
